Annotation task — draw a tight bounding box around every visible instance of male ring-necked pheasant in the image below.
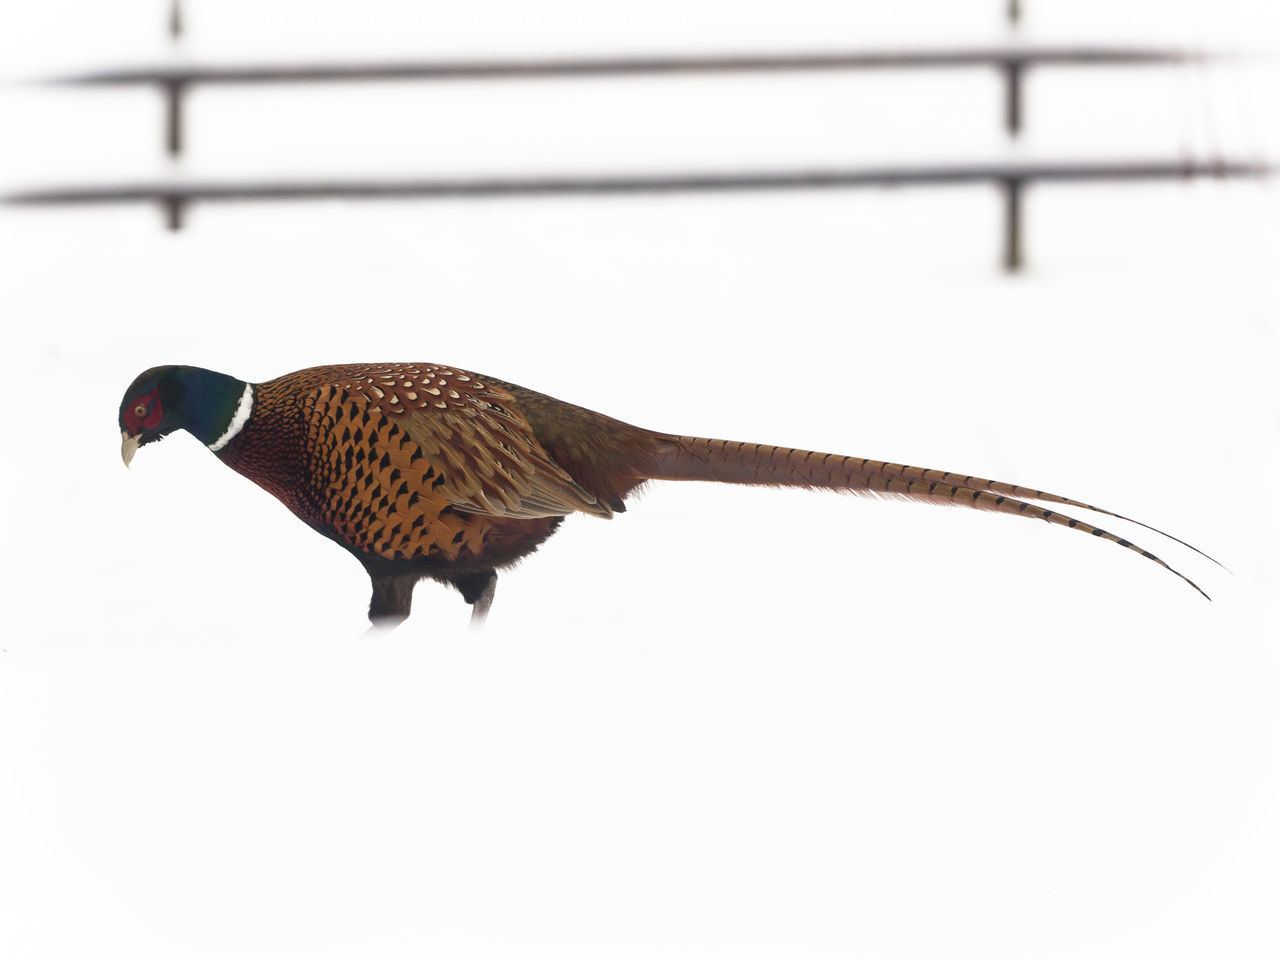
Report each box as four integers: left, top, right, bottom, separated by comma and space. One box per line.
119, 363, 1213, 625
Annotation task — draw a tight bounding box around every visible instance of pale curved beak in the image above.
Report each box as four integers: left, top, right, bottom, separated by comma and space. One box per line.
121, 431, 140, 468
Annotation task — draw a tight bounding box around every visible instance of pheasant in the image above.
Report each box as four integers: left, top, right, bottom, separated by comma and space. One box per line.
119, 363, 1213, 626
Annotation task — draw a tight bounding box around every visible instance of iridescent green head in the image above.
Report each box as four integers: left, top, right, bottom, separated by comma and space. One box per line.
118, 365, 251, 466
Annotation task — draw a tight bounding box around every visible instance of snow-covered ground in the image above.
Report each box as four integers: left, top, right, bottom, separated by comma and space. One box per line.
2, 2, 1279, 957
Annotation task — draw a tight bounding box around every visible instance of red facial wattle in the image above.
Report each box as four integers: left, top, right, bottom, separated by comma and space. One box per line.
123, 387, 163, 434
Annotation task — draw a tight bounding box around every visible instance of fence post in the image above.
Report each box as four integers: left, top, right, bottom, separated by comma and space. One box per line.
163, 80, 186, 158
169, 0, 183, 41
161, 194, 186, 231
1003, 61, 1024, 136
166, 0, 185, 160
1002, 177, 1024, 272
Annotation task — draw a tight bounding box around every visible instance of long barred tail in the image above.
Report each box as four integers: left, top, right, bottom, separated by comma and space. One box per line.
648, 435, 1213, 600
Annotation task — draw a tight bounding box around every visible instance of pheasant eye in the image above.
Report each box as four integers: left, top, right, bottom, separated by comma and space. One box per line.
133, 403, 148, 417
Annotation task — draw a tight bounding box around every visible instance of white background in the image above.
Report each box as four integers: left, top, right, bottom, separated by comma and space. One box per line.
1, 2, 1278, 957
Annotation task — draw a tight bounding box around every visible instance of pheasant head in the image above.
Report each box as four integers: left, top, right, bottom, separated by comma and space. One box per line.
119, 365, 253, 466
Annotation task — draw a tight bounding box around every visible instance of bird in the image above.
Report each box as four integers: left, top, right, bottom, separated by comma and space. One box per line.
119, 362, 1214, 626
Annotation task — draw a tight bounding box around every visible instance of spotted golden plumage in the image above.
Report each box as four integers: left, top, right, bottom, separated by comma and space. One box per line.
118, 362, 1215, 626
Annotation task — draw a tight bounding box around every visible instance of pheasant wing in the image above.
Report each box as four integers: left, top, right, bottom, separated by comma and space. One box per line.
331, 364, 613, 520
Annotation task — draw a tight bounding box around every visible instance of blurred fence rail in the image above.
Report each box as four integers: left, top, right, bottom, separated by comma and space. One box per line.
8, 36, 1270, 271
9, 160, 1268, 270
54, 44, 1206, 153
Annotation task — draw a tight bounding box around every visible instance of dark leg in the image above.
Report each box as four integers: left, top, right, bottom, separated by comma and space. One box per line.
368, 572, 418, 629
451, 571, 498, 627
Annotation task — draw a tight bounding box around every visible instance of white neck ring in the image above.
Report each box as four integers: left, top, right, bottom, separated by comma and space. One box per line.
208, 384, 254, 452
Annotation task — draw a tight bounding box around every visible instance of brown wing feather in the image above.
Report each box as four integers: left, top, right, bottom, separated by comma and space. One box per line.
320, 363, 613, 520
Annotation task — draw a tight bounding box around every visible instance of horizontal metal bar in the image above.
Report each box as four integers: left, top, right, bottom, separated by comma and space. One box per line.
53, 46, 1206, 87
6, 160, 1267, 207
